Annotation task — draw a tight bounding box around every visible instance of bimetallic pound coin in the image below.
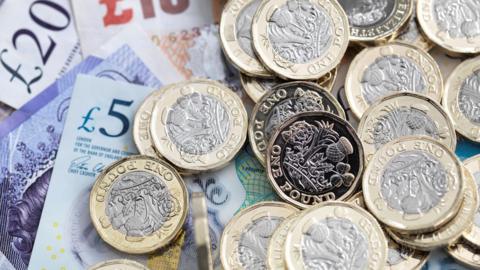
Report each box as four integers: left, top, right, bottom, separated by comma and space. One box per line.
363, 136, 464, 234
267, 211, 302, 270
463, 154, 480, 246
133, 86, 172, 157
150, 79, 248, 172
347, 193, 430, 270
417, 0, 480, 54
220, 201, 298, 270
284, 202, 388, 270
220, 0, 270, 77
447, 239, 480, 269
267, 112, 363, 208
240, 68, 338, 103
89, 155, 188, 254
443, 55, 480, 143
252, 0, 349, 80
250, 82, 345, 165
387, 166, 478, 250
338, 0, 413, 43
358, 93, 456, 162
89, 259, 150, 270
345, 42, 443, 119
396, 0, 433, 51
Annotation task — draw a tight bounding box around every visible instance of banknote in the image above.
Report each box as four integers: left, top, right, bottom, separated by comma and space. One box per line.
0, 0, 81, 109
71, 0, 214, 56
0, 44, 169, 270
25, 74, 278, 269
27, 75, 156, 269
152, 24, 255, 113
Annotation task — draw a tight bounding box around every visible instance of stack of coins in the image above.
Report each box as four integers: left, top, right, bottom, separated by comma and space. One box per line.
87, 0, 480, 268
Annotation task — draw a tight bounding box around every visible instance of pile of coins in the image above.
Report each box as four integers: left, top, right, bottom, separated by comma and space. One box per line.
84, 0, 480, 269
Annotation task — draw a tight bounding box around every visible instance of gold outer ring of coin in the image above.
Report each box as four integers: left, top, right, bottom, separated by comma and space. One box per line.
387, 166, 479, 251
463, 154, 480, 246
88, 259, 150, 270
417, 0, 480, 54
133, 85, 173, 157
249, 81, 346, 166
345, 42, 444, 119
150, 79, 248, 172
341, 0, 413, 43
362, 136, 464, 234
346, 192, 430, 270
284, 201, 388, 270
267, 211, 303, 270
251, 0, 349, 80
443, 55, 480, 143
89, 155, 188, 254
240, 67, 338, 103
219, 0, 271, 77
220, 201, 298, 270
357, 92, 457, 163
447, 239, 480, 269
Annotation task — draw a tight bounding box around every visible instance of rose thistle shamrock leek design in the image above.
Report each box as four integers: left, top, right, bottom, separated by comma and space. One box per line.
280, 120, 355, 194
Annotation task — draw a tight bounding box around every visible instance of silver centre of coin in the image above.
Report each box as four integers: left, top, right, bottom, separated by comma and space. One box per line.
301, 217, 369, 270
238, 216, 284, 270
361, 55, 427, 105
265, 88, 334, 138
387, 245, 413, 266
267, 0, 333, 64
380, 151, 448, 214
106, 171, 178, 237
167, 92, 230, 155
282, 120, 355, 193
339, 0, 395, 27
459, 70, 480, 125
236, 0, 262, 58
433, 0, 480, 39
371, 107, 440, 149
473, 171, 480, 228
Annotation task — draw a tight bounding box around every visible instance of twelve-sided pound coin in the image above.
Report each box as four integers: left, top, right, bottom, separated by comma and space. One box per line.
89, 155, 188, 254
284, 202, 388, 270
252, 0, 349, 80
417, 0, 480, 54
150, 79, 248, 172
267, 112, 364, 208
220, 201, 298, 270
358, 93, 456, 162
345, 42, 443, 119
363, 136, 464, 234
387, 166, 478, 250
338, 0, 413, 43
250, 82, 345, 165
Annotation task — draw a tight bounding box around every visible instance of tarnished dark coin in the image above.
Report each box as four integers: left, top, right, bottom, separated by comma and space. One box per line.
267, 112, 363, 208
249, 81, 345, 166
